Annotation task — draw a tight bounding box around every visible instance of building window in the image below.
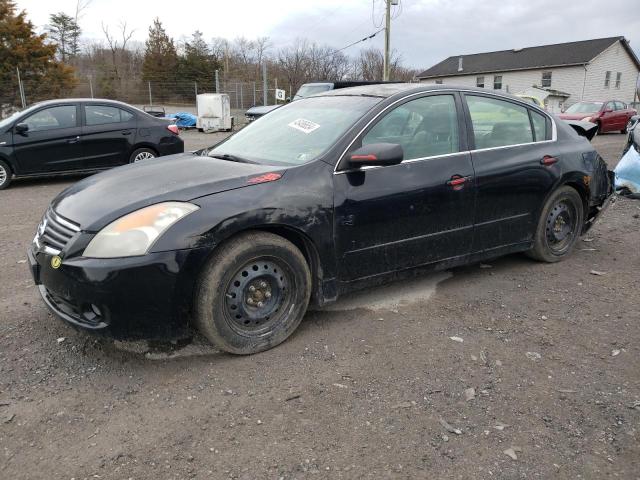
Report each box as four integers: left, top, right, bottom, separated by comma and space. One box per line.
493, 75, 502, 90
541, 71, 552, 88
476, 76, 485, 88
604, 71, 611, 88
435, 79, 443, 84
615, 72, 622, 89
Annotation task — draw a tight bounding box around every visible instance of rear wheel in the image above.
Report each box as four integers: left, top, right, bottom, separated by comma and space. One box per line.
0, 160, 12, 190
129, 148, 157, 163
195, 231, 311, 354
527, 186, 584, 263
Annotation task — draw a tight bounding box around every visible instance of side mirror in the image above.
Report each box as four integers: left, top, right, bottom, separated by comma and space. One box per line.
349, 143, 404, 167
285, 97, 291, 103
604, 108, 613, 113
15, 123, 29, 134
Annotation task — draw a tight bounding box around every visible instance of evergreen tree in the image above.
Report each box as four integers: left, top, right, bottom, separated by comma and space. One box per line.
179, 30, 219, 89
0, 0, 76, 109
142, 18, 178, 97
46, 12, 81, 62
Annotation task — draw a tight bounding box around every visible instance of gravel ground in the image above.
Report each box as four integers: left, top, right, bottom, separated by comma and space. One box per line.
0, 133, 638, 479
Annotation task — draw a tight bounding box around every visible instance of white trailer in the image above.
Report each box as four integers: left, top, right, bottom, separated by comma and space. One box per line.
196, 94, 232, 133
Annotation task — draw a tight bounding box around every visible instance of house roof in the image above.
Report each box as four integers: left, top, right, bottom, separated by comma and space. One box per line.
418, 37, 640, 79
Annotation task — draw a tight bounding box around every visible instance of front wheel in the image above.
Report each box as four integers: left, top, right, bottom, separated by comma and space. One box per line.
527, 186, 584, 263
194, 231, 311, 354
0, 160, 12, 190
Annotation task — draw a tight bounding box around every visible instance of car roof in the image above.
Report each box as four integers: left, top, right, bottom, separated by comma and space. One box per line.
31, 98, 138, 109
318, 83, 540, 104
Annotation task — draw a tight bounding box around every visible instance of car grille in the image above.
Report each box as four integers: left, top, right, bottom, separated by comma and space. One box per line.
34, 208, 80, 255
43, 287, 106, 328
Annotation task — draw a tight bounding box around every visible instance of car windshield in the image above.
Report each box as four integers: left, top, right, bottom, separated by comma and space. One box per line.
565, 102, 603, 114
209, 96, 380, 166
0, 108, 31, 129
293, 84, 333, 100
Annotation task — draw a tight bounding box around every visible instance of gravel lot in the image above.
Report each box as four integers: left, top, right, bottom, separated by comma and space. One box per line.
1, 133, 638, 479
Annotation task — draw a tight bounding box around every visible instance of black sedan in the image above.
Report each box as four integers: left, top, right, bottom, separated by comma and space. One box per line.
28, 84, 613, 354
0, 99, 184, 189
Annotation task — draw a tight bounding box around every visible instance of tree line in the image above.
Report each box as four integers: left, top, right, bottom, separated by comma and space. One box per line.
1, 0, 418, 111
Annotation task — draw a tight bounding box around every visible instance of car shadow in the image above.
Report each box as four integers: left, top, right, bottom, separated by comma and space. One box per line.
6, 173, 94, 190
106, 252, 537, 364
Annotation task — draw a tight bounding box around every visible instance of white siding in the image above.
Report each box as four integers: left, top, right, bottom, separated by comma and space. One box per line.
582, 41, 639, 103
420, 40, 640, 105
421, 67, 582, 98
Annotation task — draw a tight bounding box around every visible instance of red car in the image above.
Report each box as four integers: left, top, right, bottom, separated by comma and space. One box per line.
559, 100, 637, 134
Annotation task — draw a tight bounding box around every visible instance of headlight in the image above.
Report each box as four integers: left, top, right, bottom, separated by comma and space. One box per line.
83, 202, 199, 258
581, 116, 593, 122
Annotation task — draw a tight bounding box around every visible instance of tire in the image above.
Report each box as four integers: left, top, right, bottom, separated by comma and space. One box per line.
527, 186, 584, 263
129, 147, 157, 163
195, 231, 311, 354
0, 160, 12, 190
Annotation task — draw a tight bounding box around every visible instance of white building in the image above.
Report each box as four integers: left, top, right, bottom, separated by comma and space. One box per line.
418, 37, 640, 112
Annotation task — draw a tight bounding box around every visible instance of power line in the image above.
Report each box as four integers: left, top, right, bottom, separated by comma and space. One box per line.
335, 28, 385, 54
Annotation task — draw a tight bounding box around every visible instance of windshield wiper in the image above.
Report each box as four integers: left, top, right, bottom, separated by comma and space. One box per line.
208, 153, 259, 164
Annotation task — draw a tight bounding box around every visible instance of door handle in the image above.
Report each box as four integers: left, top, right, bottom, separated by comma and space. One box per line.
446, 175, 471, 189
541, 155, 558, 166
121, 130, 132, 135
67, 136, 80, 144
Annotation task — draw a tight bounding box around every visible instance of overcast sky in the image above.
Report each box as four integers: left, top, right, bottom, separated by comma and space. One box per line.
14, 0, 640, 70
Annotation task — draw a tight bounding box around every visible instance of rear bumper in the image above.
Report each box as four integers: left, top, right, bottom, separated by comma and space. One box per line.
584, 169, 615, 232
157, 136, 184, 156
28, 246, 209, 340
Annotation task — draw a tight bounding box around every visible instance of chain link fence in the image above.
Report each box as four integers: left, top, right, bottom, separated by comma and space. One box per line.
2, 69, 291, 120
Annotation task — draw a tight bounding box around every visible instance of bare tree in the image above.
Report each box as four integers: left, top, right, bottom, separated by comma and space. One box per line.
72, 0, 92, 55
277, 39, 311, 94
101, 21, 135, 80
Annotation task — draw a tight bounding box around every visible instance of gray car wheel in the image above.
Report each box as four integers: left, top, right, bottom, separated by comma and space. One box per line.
0, 160, 11, 190
129, 148, 157, 163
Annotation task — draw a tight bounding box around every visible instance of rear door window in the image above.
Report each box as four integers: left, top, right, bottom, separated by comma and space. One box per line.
465, 95, 533, 149
85, 105, 134, 126
530, 110, 549, 142
363, 94, 460, 160
22, 105, 77, 132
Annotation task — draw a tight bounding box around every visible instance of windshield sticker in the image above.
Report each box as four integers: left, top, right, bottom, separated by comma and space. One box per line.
288, 118, 320, 134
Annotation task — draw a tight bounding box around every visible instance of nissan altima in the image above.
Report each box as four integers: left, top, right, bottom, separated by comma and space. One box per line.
28, 84, 613, 354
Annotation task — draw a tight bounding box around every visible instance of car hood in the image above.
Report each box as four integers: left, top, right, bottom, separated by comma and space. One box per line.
51, 153, 285, 231
246, 105, 281, 116
559, 113, 597, 120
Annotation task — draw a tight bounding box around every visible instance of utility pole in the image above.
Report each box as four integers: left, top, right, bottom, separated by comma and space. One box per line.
383, 0, 391, 81
263, 63, 268, 106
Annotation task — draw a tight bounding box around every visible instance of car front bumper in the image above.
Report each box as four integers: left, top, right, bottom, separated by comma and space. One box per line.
28, 246, 209, 340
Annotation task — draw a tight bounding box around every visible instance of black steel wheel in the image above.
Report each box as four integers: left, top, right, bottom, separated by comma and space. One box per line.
195, 231, 311, 354
527, 186, 584, 263
223, 259, 292, 336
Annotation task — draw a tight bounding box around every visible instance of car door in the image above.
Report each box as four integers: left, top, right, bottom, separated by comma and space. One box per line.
463, 93, 559, 252
12, 104, 82, 174
600, 101, 617, 132
81, 103, 137, 168
615, 101, 630, 130
334, 92, 476, 281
